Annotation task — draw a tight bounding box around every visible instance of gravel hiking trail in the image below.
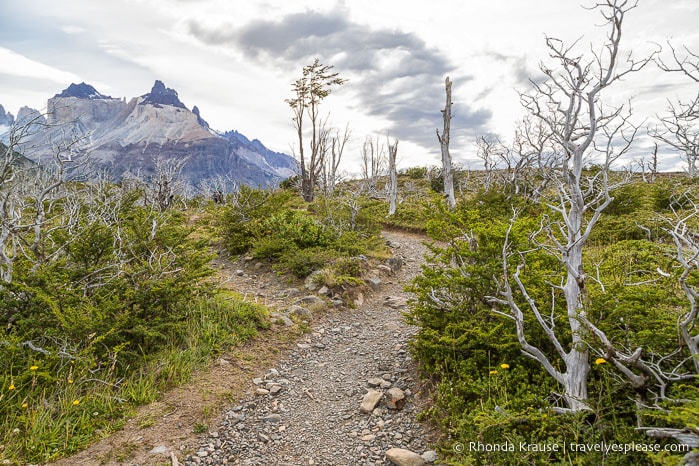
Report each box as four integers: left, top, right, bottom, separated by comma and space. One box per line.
51, 230, 439, 466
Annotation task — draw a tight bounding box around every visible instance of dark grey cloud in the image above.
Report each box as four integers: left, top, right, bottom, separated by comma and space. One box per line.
187, 9, 492, 151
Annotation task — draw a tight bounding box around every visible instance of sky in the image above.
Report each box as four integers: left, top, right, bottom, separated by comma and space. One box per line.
0, 0, 697, 173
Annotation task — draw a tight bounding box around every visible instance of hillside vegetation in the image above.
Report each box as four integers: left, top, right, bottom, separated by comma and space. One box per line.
0, 156, 697, 465
406, 171, 699, 465
0, 164, 436, 463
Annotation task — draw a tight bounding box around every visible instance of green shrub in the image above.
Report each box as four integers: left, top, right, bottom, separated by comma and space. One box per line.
276, 246, 341, 278
402, 166, 428, 179
407, 182, 694, 465
331, 256, 364, 278
221, 186, 293, 254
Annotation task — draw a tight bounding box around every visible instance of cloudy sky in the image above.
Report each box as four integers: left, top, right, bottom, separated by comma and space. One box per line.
1, 0, 697, 172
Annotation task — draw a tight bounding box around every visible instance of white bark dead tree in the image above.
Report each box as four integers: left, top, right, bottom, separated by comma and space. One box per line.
436, 77, 456, 209
322, 124, 350, 195
665, 193, 699, 374
475, 134, 503, 192
360, 135, 386, 192
652, 43, 699, 177
489, 0, 655, 413
0, 115, 84, 281
387, 138, 398, 216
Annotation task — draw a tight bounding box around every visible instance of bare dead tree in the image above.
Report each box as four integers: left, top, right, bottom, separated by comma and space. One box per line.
436, 77, 456, 208
665, 193, 699, 373
0, 115, 84, 281
360, 135, 386, 192
387, 138, 398, 216
489, 0, 655, 413
650, 142, 659, 182
150, 156, 189, 211
633, 142, 659, 183
652, 43, 699, 177
475, 134, 503, 192
321, 124, 350, 195
198, 174, 238, 204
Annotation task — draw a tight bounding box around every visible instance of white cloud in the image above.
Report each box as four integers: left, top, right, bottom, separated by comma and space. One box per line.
0, 47, 83, 84
0, 0, 697, 171
60, 25, 85, 34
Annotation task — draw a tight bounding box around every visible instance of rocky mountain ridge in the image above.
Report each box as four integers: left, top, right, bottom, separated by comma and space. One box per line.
3, 81, 296, 188
0, 104, 14, 127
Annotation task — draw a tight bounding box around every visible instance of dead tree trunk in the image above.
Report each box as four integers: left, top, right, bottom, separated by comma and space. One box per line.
436, 77, 456, 209
491, 0, 655, 413
387, 138, 398, 216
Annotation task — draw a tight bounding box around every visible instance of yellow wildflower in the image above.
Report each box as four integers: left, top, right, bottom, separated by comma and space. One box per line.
68, 379, 74, 384
72, 399, 80, 406
489, 370, 498, 375
8, 383, 15, 391
30, 365, 38, 371
22, 403, 28, 409
500, 364, 510, 370
595, 358, 607, 365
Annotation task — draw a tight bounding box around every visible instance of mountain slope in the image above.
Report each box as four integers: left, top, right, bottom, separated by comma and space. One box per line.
7, 81, 296, 188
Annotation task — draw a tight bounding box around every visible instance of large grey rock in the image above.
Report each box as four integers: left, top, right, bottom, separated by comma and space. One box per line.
287, 305, 312, 321
271, 312, 294, 327
359, 390, 383, 414
384, 296, 408, 309
387, 257, 403, 272
304, 271, 323, 290
296, 295, 324, 306
385, 448, 425, 466
421, 450, 438, 463
277, 287, 300, 298
386, 387, 406, 410
366, 277, 382, 291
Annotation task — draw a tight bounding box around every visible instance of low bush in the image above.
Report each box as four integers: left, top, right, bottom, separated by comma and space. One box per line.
407, 181, 696, 465
221, 187, 385, 279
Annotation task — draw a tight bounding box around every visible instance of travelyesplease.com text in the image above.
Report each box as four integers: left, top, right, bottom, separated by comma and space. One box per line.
454, 441, 690, 455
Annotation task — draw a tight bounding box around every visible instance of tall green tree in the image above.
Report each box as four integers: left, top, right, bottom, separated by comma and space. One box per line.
286, 59, 346, 202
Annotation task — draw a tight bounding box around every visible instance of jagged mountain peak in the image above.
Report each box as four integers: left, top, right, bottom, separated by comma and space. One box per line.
192, 105, 210, 129
12, 80, 297, 188
140, 80, 186, 109
54, 82, 112, 100
0, 104, 15, 126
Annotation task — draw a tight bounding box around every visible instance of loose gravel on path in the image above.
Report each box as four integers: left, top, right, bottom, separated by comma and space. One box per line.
183, 231, 438, 466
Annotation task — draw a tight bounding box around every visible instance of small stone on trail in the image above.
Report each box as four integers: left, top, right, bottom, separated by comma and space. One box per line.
367, 377, 383, 387
385, 448, 425, 466
288, 305, 313, 321
270, 385, 283, 395
359, 390, 383, 414
386, 387, 406, 410
384, 296, 408, 309
262, 414, 282, 423
367, 277, 382, 291
421, 450, 438, 463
